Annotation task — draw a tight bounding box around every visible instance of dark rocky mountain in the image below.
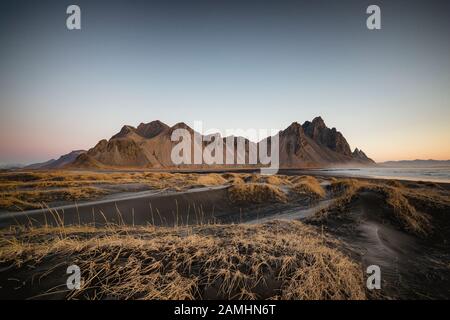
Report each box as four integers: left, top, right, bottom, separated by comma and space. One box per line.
352, 148, 372, 162
274, 118, 374, 167
65, 117, 374, 169
136, 120, 170, 139
25, 150, 86, 169
302, 117, 352, 156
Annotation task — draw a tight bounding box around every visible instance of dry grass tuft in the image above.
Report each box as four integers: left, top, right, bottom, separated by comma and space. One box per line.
385, 180, 404, 188
369, 185, 431, 235
330, 179, 366, 196
228, 183, 288, 204
221, 173, 247, 185
195, 174, 227, 186
0, 220, 366, 300
0, 197, 38, 211
291, 176, 325, 199
250, 174, 292, 186
0, 187, 107, 211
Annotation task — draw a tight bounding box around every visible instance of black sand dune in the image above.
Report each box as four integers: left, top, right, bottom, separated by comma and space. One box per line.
307, 190, 450, 299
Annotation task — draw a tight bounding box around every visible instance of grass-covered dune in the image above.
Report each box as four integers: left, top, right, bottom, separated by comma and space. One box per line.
0, 171, 230, 211
0, 171, 325, 211
310, 178, 450, 236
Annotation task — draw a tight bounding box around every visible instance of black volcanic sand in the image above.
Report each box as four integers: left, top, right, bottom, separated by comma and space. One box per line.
0, 186, 230, 228
0, 185, 321, 228
0, 176, 449, 300
306, 190, 450, 299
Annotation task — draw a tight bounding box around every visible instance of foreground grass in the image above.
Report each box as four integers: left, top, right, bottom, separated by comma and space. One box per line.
0, 220, 365, 300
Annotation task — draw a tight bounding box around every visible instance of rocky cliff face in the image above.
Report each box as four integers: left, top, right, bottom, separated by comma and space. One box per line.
68, 117, 375, 169
352, 148, 374, 163
302, 117, 352, 156
275, 117, 375, 167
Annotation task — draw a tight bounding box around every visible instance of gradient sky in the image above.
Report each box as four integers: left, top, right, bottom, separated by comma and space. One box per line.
1, 0, 449, 164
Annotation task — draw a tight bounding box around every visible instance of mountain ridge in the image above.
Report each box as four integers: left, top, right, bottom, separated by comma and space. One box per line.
25, 150, 86, 170
65, 117, 374, 169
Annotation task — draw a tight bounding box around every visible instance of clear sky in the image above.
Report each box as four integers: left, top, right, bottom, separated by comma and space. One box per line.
1, 0, 449, 164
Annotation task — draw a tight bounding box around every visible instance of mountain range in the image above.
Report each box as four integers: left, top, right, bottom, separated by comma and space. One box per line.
28, 117, 375, 170
25, 150, 86, 169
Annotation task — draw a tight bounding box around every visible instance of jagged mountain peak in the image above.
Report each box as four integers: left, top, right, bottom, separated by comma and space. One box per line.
136, 120, 170, 139
352, 148, 375, 163
282, 122, 304, 135
302, 117, 352, 156
311, 116, 326, 128
111, 121, 172, 140
111, 125, 137, 139
170, 122, 194, 134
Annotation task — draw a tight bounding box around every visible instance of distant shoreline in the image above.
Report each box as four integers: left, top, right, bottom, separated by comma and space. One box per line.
3, 166, 449, 185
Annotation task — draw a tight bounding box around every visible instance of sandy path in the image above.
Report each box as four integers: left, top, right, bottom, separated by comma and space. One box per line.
245, 199, 334, 224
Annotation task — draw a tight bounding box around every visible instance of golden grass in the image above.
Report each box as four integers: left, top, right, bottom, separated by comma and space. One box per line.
1, 171, 446, 238
330, 178, 367, 196
0, 187, 107, 211
1, 171, 320, 211
250, 174, 292, 186
226, 174, 330, 204
315, 178, 435, 236
0, 171, 238, 211
371, 185, 430, 235
0, 171, 230, 191
0, 197, 38, 211
228, 183, 288, 204
221, 173, 248, 185
291, 176, 325, 199
0, 220, 366, 300
195, 174, 227, 186
401, 186, 450, 214
385, 180, 404, 188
